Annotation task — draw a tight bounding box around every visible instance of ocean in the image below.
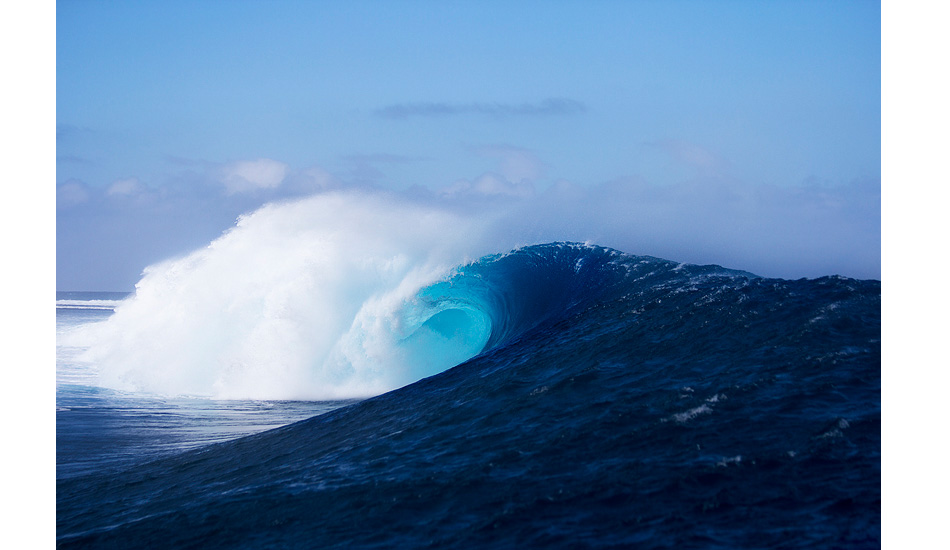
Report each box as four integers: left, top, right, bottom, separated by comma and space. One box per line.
56, 242, 880, 548
56, 292, 353, 480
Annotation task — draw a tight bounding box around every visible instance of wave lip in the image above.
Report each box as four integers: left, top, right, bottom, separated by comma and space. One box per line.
71, 225, 758, 402
69, 192, 664, 402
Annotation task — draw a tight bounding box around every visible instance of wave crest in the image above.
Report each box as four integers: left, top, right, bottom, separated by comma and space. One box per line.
74, 192, 499, 400
70, 191, 708, 401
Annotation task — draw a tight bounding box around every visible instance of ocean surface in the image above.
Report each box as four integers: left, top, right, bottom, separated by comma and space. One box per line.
56, 242, 880, 548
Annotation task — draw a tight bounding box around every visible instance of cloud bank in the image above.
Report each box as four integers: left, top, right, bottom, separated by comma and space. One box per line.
56, 146, 880, 291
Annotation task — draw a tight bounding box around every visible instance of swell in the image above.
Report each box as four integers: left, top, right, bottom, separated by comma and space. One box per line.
65, 191, 766, 401
57, 251, 881, 549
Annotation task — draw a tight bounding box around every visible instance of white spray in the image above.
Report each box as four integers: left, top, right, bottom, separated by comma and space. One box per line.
70, 192, 505, 400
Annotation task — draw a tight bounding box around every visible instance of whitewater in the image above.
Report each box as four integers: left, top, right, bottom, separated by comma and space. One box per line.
57, 191, 880, 548
64, 192, 510, 400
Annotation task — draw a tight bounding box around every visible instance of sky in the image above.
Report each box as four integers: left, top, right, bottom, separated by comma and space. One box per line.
55, 0, 881, 290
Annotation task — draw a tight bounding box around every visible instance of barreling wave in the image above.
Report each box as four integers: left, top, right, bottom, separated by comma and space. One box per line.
71, 192, 707, 400
58, 233, 881, 548
72, 230, 751, 402
57, 188, 883, 548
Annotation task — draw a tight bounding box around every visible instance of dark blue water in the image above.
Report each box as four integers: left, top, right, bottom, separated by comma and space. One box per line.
56, 243, 880, 548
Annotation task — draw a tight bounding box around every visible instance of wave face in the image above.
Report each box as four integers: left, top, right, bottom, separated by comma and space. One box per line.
58, 241, 880, 548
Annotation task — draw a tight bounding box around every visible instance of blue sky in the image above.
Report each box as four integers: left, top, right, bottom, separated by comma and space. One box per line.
56, 0, 881, 290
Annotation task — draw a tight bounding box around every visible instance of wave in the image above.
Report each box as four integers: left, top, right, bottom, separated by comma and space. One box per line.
66, 192, 758, 400
57, 191, 881, 547
57, 239, 881, 548
57, 299, 126, 310
63, 190, 805, 401
68, 192, 589, 399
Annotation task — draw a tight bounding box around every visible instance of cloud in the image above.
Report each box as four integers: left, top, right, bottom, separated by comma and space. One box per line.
57, 154, 93, 165
56, 123, 93, 141
339, 153, 422, 187
56, 142, 880, 292
107, 178, 146, 197
104, 177, 159, 206
472, 145, 544, 183
375, 98, 586, 119
299, 166, 337, 189
57, 179, 90, 209
280, 166, 339, 195
440, 172, 534, 199
219, 158, 289, 194
644, 139, 731, 177
437, 146, 542, 199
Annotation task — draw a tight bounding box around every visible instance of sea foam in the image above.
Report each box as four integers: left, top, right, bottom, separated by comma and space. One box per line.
71, 192, 507, 400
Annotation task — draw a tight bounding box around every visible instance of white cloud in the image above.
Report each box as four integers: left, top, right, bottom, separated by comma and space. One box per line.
440, 172, 534, 198
474, 145, 544, 183
645, 139, 731, 177
299, 167, 336, 189
220, 158, 289, 194
107, 178, 146, 197
56, 180, 90, 209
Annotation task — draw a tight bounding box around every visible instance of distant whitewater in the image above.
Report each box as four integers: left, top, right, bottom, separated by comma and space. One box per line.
57, 193, 880, 548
